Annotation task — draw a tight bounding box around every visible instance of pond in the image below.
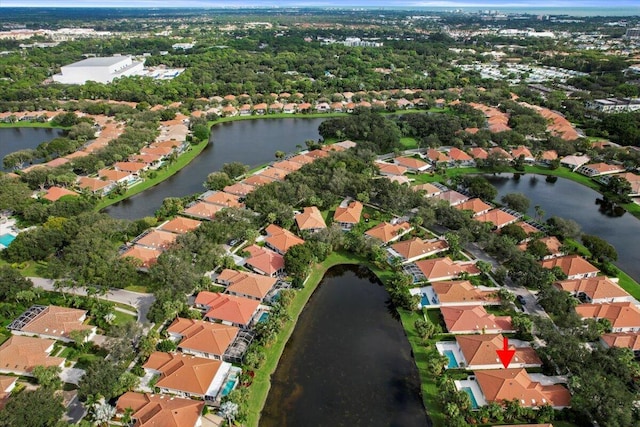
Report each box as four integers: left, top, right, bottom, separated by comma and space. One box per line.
0, 127, 65, 170
488, 173, 640, 282
260, 265, 429, 427
103, 118, 325, 219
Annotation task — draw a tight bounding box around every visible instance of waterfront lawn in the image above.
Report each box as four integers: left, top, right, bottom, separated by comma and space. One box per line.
0, 122, 70, 129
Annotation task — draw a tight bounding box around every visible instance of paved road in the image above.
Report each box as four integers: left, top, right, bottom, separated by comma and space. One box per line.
29, 277, 155, 323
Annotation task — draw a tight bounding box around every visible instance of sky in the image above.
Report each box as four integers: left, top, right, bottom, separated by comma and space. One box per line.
1, 0, 638, 9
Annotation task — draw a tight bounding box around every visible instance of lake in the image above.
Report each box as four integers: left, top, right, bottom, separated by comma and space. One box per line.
0, 127, 65, 170
260, 265, 429, 427
488, 173, 640, 282
104, 118, 325, 219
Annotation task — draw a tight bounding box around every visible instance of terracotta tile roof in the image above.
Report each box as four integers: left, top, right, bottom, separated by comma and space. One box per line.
242, 175, 276, 187
136, 230, 179, 250
415, 257, 480, 282
141, 146, 173, 157
475, 209, 518, 229
116, 392, 204, 427
64, 150, 91, 160
614, 172, 640, 194
512, 221, 541, 236
258, 167, 290, 181
98, 169, 132, 182
511, 146, 534, 159
273, 160, 303, 172
601, 332, 640, 351
582, 163, 625, 175
518, 236, 563, 255
365, 221, 412, 244
321, 144, 346, 152
114, 161, 147, 173
448, 147, 473, 162
143, 352, 225, 395
0, 336, 63, 374
195, 292, 260, 325
120, 246, 162, 268
489, 147, 513, 160
456, 334, 541, 367
0, 375, 17, 408
432, 280, 498, 304
441, 305, 513, 333
201, 191, 244, 208
475, 368, 571, 407
455, 198, 492, 215
12, 305, 93, 340
470, 147, 488, 159
264, 224, 305, 254
45, 157, 70, 168
376, 162, 408, 176
288, 154, 315, 165
295, 207, 327, 231
43, 186, 79, 202
334, 140, 357, 150
394, 156, 430, 170
555, 277, 629, 301
131, 153, 163, 164
159, 217, 202, 234
306, 149, 329, 159
412, 183, 442, 196
167, 318, 239, 357
426, 149, 450, 163
333, 201, 363, 224
219, 269, 277, 300
541, 150, 558, 161
183, 202, 222, 220
223, 183, 255, 197
391, 237, 449, 260
244, 245, 285, 276
432, 190, 469, 206
540, 255, 599, 278
576, 302, 640, 329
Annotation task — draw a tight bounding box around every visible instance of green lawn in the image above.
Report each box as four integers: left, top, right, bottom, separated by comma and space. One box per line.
0, 122, 70, 129
400, 137, 419, 149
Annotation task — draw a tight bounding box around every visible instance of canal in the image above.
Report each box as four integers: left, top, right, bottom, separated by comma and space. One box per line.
0, 127, 65, 170
260, 265, 429, 427
104, 118, 325, 219
488, 173, 640, 282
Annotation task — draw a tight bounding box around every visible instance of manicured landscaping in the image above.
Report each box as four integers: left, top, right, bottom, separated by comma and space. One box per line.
0, 122, 70, 129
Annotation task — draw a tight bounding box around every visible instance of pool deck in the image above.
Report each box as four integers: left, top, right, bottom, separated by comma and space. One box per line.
435, 341, 465, 369
409, 286, 439, 308
455, 379, 487, 408
0, 217, 19, 249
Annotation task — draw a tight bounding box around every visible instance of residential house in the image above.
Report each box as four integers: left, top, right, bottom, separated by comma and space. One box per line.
288, 154, 315, 166
223, 183, 255, 198
194, 292, 261, 328
143, 352, 232, 402
114, 161, 148, 176
472, 369, 571, 408
264, 224, 305, 255
269, 103, 284, 113
364, 221, 413, 245
431, 280, 499, 307
167, 318, 239, 360
77, 176, 115, 196
575, 302, 640, 332
600, 332, 640, 357
375, 161, 408, 177
140, 146, 173, 158
273, 160, 303, 172
130, 153, 163, 168
116, 392, 205, 427
295, 206, 327, 233
601, 172, 640, 196
252, 103, 267, 115
135, 230, 179, 250
331, 102, 344, 112
393, 157, 431, 172
470, 147, 489, 160
455, 198, 492, 217
0, 336, 64, 376
333, 200, 363, 230
560, 155, 590, 171
217, 269, 277, 301
448, 148, 474, 166
539, 150, 558, 165
244, 245, 285, 277
432, 190, 469, 207
389, 237, 449, 264
183, 202, 222, 221
555, 277, 632, 304
517, 236, 564, 259
511, 146, 535, 163
8, 305, 95, 343
444, 334, 541, 370
306, 149, 329, 159
239, 104, 251, 116
414, 257, 480, 282
440, 305, 514, 334
258, 167, 290, 181
42, 186, 79, 202
0, 376, 17, 409
243, 175, 275, 187
426, 149, 451, 164
315, 102, 331, 113
489, 147, 513, 160
475, 209, 519, 229
283, 103, 296, 114
333, 140, 357, 150
576, 163, 625, 177
412, 183, 443, 198
540, 255, 599, 280
120, 246, 162, 270
158, 217, 202, 235
201, 191, 244, 209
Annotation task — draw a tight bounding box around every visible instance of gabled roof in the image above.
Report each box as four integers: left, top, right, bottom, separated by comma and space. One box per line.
244, 245, 285, 276
264, 224, 305, 253
159, 217, 202, 234
475, 209, 518, 228
365, 221, 412, 244
601, 332, 640, 351
143, 352, 224, 395
441, 305, 512, 333
223, 183, 255, 197
243, 175, 276, 187
77, 176, 113, 192
448, 147, 473, 162
120, 246, 162, 268
540, 255, 599, 277
0, 335, 63, 373
167, 318, 239, 356
98, 169, 132, 182
194, 292, 260, 325
259, 167, 290, 181
11, 305, 93, 340
575, 302, 640, 329
540, 150, 558, 161
391, 237, 449, 260
295, 207, 327, 231
394, 156, 430, 169
432, 190, 469, 206
183, 202, 222, 220
581, 163, 624, 174
426, 149, 450, 163
455, 198, 492, 215
518, 236, 563, 255
201, 191, 244, 208
511, 145, 534, 159
273, 160, 303, 172
306, 149, 329, 159
475, 368, 571, 407
288, 154, 315, 166
136, 230, 179, 250
116, 392, 204, 427
333, 201, 363, 224
114, 161, 147, 173
470, 147, 489, 159
415, 257, 480, 282
218, 269, 277, 300
43, 186, 79, 202
432, 280, 498, 304
375, 162, 408, 176
489, 147, 513, 160
560, 155, 590, 167
512, 221, 540, 236
456, 334, 541, 367
555, 277, 629, 301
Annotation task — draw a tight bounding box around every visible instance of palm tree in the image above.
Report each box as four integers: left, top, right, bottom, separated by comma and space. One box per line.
120, 407, 134, 426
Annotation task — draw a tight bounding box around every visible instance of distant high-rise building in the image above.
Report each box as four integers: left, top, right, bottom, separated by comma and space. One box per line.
625, 28, 640, 39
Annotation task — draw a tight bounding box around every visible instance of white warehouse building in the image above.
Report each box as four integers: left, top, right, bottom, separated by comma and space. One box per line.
52, 56, 144, 84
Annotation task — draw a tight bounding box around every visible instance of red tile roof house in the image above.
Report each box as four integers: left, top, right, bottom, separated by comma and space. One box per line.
560, 154, 590, 171
388, 237, 449, 264
258, 167, 291, 181
443, 334, 541, 370
243, 174, 276, 188
217, 268, 277, 301
77, 176, 115, 196
475, 209, 519, 229
158, 217, 202, 235
430, 280, 500, 307
135, 229, 179, 250
576, 162, 625, 177
600, 332, 640, 357
393, 156, 431, 173
412, 183, 443, 198
455, 198, 493, 217
113, 161, 149, 176
98, 168, 136, 185
333, 200, 363, 231
120, 246, 162, 271
0, 375, 17, 409
167, 317, 239, 360
295, 206, 327, 233
540, 255, 599, 280
8, 305, 96, 343
375, 161, 408, 176
194, 292, 261, 329
223, 183, 255, 197
432, 190, 469, 207
575, 302, 640, 333
264, 224, 305, 255
143, 352, 233, 402
441, 305, 514, 334
518, 236, 564, 259
42, 186, 79, 202
243, 244, 285, 277
200, 191, 244, 209
511, 146, 535, 163
116, 392, 205, 427
555, 277, 632, 304
414, 257, 481, 282
447, 147, 475, 167
470, 147, 488, 160
365, 221, 413, 245
182, 202, 222, 221
0, 335, 65, 376
471, 368, 571, 409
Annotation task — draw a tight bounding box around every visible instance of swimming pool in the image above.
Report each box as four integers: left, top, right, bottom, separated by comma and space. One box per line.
259, 312, 270, 322
421, 294, 430, 306
221, 376, 238, 397
443, 350, 458, 368
462, 387, 479, 409
0, 233, 16, 248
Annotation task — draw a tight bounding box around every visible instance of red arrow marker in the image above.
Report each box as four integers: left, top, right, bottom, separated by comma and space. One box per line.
496, 336, 515, 368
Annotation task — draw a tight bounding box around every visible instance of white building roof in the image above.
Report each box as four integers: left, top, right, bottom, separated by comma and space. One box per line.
64, 56, 129, 67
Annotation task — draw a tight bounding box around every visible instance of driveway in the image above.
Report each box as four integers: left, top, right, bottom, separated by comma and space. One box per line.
63, 393, 86, 425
